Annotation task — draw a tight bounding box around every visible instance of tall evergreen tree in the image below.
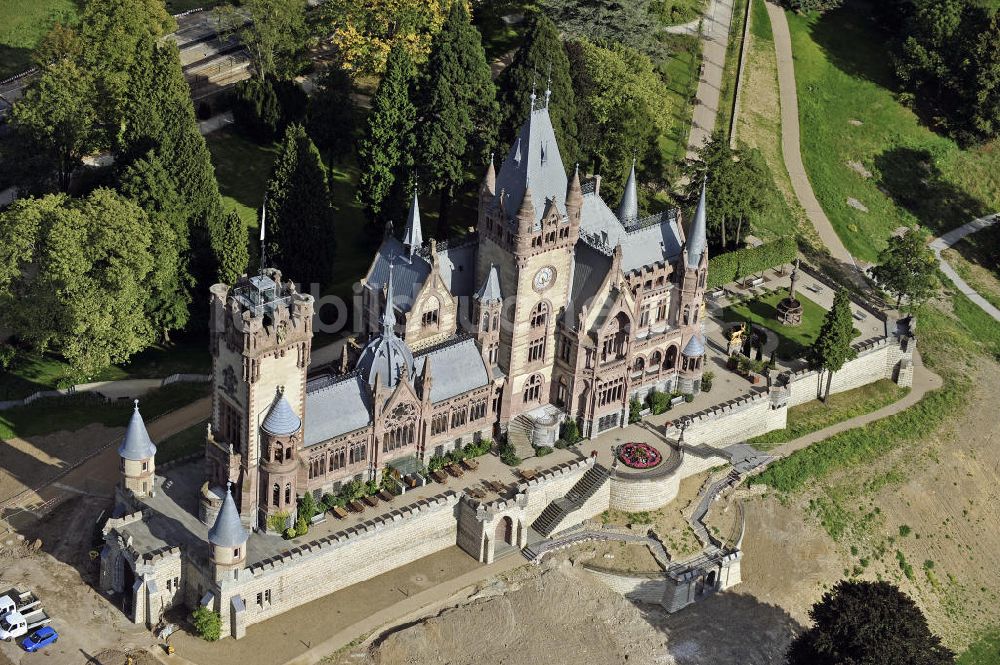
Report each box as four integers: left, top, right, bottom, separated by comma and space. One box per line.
787, 580, 954, 665
809, 289, 858, 400
308, 64, 359, 162
414, 0, 499, 222
265, 124, 337, 287
497, 15, 579, 168
214, 210, 251, 285
356, 44, 417, 225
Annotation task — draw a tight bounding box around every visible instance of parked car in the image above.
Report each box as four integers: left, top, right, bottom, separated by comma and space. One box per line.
21, 626, 58, 652
0, 609, 50, 641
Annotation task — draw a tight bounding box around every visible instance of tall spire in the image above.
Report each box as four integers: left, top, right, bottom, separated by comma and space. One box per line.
382, 263, 397, 333
402, 191, 423, 255
687, 177, 708, 270
476, 263, 503, 303
617, 159, 638, 224
482, 153, 496, 196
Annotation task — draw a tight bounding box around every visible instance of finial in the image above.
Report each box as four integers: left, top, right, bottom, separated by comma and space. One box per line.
489, 152, 494, 166
226, 480, 232, 492
133, 399, 139, 411
259, 196, 268, 275
530, 74, 537, 111
545, 63, 552, 106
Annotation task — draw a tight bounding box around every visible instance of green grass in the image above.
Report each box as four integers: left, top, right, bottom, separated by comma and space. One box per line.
205, 130, 278, 232
659, 34, 702, 167
722, 289, 829, 359
715, 0, 749, 140
475, 1, 538, 60
158, 420, 209, 463
958, 629, 1000, 665
749, 379, 908, 449
0, 335, 210, 401
0, 382, 210, 440
788, 2, 1000, 262
0, 0, 79, 78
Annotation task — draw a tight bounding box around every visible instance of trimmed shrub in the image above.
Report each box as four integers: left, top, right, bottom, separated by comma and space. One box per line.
561, 419, 581, 445
500, 441, 521, 466
647, 390, 670, 415
191, 606, 221, 641
628, 397, 642, 423
707, 236, 797, 289
535, 445, 553, 457
297, 492, 317, 523
283, 527, 296, 540
294, 516, 309, 537
701, 371, 715, 392
267, 510, 290, 534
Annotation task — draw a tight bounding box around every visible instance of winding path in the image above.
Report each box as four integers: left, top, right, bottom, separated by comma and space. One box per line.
687, 0, 737, 157
930, 213, 1000, 323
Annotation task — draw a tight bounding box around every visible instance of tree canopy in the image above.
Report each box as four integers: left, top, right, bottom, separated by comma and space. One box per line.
320, 0, 450, 76
497, 15, 580, 168
357, 44, 418, 225
0, 190, 160, 376
308, 64, 359, 162
414, 0, 498, 219
809, 289, 858, 398
787, 580, 954, 665
870, 228, 938, 309
265, 124, 337, 287
215, 0, 308, 81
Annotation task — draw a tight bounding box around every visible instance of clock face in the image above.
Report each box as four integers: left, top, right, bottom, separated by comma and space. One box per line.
533, 266, 555, 291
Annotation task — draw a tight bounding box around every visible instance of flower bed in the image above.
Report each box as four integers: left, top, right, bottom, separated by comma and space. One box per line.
617, 442, 663, 469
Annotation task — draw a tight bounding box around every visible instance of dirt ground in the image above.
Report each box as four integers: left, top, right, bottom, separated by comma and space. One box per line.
570, 541, 664, 574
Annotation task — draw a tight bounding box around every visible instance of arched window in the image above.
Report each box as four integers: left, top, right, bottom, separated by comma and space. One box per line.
492, 314, 499, 331
633, 357, 645, 372
284, 483, 291, 504
650, 350, 662, 370
272, 483, 280, 506
665, 346, 678, 370
683, 305, 691, 325
530, 302, 548, 329
693, 306, 699, 323
523, 374, 542, 403
481, 312, 489, 332
285, 446, 292, 459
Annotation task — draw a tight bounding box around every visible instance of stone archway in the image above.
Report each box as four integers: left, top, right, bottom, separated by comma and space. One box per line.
706, 570, 717, 589
495, 516, 514, 546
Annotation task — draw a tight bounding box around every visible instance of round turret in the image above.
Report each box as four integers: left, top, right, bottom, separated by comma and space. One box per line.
118, 400, 157, 498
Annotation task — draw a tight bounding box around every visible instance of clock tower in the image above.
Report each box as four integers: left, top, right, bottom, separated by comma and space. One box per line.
476, 93, 581, 422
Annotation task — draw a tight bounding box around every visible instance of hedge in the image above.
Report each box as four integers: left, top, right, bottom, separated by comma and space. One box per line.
706, 236, 798, 289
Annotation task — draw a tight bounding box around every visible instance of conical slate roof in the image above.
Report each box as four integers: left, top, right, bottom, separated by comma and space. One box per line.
494, 104, 568, 225
261, 390, 301, 436
682, 334, 705, 357
617, 160, 638, 224
475, 264, 503, 303
356, 265, 414, 389
402, 191, 423, 254
687, 179, 708, 270
208, 484, 248, 548
118, 400, 157, 461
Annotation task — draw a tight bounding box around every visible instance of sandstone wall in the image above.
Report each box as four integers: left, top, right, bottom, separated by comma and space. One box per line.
609, 473, 680, 513
584, 567, 668, 604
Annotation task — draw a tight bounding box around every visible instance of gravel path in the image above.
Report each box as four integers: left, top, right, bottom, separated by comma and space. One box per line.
930, 213, 1000, 323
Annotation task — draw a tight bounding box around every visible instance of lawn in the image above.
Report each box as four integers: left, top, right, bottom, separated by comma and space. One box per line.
722, 289, 829, 360
0, 382, 210, 440
658, 34, 702, 168
958, 628, 1000, 665
749, 378, 908, 449
206, 129, 278, 233
787, 2, 1000, 262
158, 419, 209, 463
0, 0, 79, 79
943, 223, 1000, 312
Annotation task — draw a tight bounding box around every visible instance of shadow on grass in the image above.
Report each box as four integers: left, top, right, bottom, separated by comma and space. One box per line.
804, 1, 897, 90
874, 147, 989, 236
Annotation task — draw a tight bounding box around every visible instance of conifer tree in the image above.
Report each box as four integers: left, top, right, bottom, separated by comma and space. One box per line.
356, 44, 417, 225
809, 289, 858, 400
497, 15, 579, 168
414, 0, 498, 222
214, 210, 250, 285
265, 124, 336, 287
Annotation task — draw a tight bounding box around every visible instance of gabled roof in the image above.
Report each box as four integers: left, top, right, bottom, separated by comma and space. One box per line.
304, 374, 372, 445
578, 193, 682, 273
118, 401, 157, 461
365, 237, 478, 312
494, 104, 568, 226
475, 264, 503, 302
569, 243, 612, 324
261, 390, 301, 436
413, 337, 491, 403
208, 484, 248, 548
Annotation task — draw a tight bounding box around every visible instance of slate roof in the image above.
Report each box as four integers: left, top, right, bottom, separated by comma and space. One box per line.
118, 401, 157, 461
402, 192, 423, 252
475, 264, 503, 302
413, 337, 491, 404
617, 162, 638, 224
366, 238, 477, 313
687, 180, 708, 269
304, 374, 372, 445
357, 267, 416, 389
682, 334, 706, 356
579, 192, 683, 273
569, 242, 612, 324
261, 391, 301, 436
436, 241, 476, 297
208, 485, 248, 547
494, 104, 568, 226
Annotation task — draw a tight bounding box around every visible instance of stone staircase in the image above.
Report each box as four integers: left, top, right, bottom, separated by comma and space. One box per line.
507, 415, 536, 460
530, 463, 611, 537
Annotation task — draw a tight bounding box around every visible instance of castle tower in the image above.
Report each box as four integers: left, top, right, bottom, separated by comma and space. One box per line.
474, 264, 503, 369
679, 334, 707, 394
116, 400, 157, 507
204, 267, 314, 531
356, 266, 415, 389
257, 388, 303, 532
475, 92, 579, 422
208, 482, 249, 582
676, 180, 709, 393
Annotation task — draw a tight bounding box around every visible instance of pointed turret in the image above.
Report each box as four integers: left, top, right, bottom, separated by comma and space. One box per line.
516, 182, 535, 234
382, 264, 397, 333
476, 264, 503, 303
119, 400, 157, 461
482, 154, 496, 197
209, 482, 249, 548
566, 164, 583, 224
116, 399, 157, 503
687, 179, 708, 270
261, 387, 301, 437
617, 160, 638, 224
402, 191, 423, 255
356, 264, 415, 388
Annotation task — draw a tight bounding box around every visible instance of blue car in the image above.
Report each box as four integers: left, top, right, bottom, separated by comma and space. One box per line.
21, 626, 57, 652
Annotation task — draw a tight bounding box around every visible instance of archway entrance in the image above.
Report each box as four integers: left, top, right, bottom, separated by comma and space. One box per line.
495, 516, 514, 546
121, 557, 135, 617
706, 570, 717, 588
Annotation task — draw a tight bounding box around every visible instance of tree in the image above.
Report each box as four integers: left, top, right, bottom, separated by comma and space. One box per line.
414, 0, 498, 222
191, 606, 222, 641
785, 0, 842, 12
227, 0, 308, 81
870, 228, 938, 308
786, 580, 954, 665
319, 0, 449, 76
685, 132, 772, 250
565, 38, 672, 204
497, 15, 579, 168
11, 59, 98, 192
214, 210, 251, 285
231, 75, 308, 142
265, 124, 337, 287
540, 0, 660, 62
308, 64, 359, 161
356, 44, 417, 224
0, 190, 158, 377
809, 289, 858, 400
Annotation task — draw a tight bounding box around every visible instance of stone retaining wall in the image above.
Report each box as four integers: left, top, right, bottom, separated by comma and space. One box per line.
584, 567, 667, 604
609, 472, 680, 513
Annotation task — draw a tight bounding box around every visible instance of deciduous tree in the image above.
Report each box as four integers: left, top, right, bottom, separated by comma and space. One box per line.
808, 289, 858, 400
870, 228, 938, 309
787, 580, 954, 665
